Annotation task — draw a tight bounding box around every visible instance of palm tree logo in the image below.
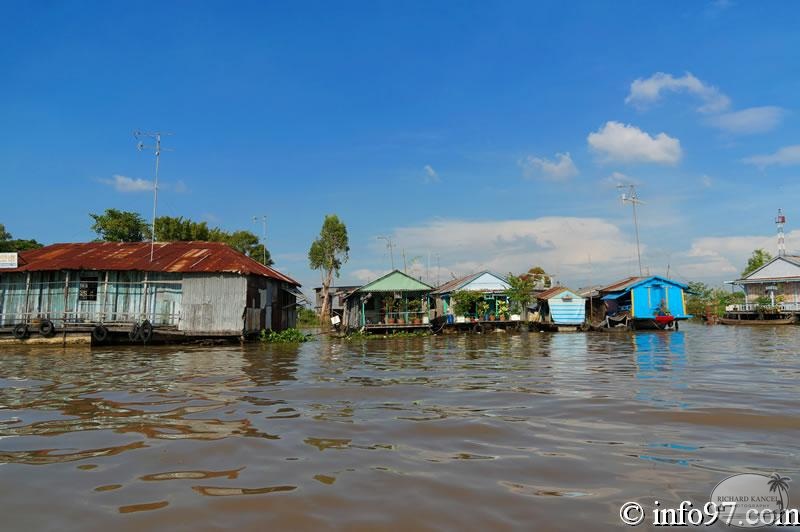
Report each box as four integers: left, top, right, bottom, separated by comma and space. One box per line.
768, 473, 791, 511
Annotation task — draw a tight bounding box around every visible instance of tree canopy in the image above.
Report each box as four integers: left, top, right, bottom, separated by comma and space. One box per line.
0, 223, 43, 253
742, 249, 773, 277
504, 273, 534, 315
89, 210, 273, 265
90, 209, 149, 242
308, 215, 349, 324
308, 215, 349, 275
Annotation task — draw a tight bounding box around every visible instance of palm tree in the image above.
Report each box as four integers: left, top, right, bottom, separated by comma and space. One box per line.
768, 473, 791, 511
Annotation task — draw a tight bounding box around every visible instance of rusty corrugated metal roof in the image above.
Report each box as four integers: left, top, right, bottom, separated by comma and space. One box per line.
597, 276, 644, 293
535, 286, 580, 300
6, 242, 300, 286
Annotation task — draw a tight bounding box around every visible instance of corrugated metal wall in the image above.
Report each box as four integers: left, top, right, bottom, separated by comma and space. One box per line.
181, 273, 247, 334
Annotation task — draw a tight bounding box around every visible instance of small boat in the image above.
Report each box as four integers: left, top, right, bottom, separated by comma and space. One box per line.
718, 316, 796, 326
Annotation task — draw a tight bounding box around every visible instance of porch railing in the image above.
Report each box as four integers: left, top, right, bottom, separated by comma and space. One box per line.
726, 302, 800, 312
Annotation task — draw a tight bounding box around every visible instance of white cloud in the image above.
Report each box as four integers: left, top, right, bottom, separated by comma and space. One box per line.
520, 152, 578, 181
675, 230, 797, 279
423, 165, 440, 184
700, 174, 713, 188
587, 121, 682, 165
387, 217, 641, 284
601, 171, 640, 187
626, 72, 730, 114
742, 145, 800, 168
101, 174, 153, 193
99, 175, 190, 193
707, 106, 785, 134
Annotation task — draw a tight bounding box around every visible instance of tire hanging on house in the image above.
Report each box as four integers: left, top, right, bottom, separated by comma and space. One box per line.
38, 319, 55, 338
128, 323, 141, 341
12, 323, 29, 340
139, 320, 154, 343
92, 324, 109, 343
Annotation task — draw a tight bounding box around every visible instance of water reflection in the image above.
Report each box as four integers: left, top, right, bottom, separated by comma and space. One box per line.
1, 325, 799, 530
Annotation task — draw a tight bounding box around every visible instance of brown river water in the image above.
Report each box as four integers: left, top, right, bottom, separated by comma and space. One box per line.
1, 323, 798, 531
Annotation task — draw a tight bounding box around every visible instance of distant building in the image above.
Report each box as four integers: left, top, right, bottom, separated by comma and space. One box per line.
313, 285, 360, 320
342, 270, 433, 330
598, 276, 690, 329
0, 241, 301, 340
728, 255, 800, 313
431, 271, 511, 320
534, 286, 586, 326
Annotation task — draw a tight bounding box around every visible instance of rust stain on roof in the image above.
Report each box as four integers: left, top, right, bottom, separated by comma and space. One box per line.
7, 242, 300, 286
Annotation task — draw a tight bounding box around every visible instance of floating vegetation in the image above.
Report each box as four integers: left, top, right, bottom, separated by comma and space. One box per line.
260, 328, 311, 343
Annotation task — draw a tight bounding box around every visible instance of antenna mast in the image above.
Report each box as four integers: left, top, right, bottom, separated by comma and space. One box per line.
617, 183, 644, 276
776, 208, 787, 257
134, 130, 172, 262
378, 236, 395, 269
253, 215, 267, 264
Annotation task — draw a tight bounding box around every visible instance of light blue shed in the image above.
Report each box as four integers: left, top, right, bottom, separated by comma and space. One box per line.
536, 286, 586, 325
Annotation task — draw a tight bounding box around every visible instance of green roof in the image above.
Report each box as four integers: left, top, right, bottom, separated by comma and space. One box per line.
357, 270, 433, 292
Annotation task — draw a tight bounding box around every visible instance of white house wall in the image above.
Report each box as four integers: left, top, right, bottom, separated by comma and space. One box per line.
462, 272, 510, 291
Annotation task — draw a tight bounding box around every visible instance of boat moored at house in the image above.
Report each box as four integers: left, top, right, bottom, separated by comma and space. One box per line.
0, 241, 302, 343
598, 276, 691, 330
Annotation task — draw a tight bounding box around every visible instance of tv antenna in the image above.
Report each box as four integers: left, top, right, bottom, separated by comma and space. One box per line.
377, 236, 395, 269
253, 215, 267, 264
617, 183, 644, 276
134, 130, 173, 262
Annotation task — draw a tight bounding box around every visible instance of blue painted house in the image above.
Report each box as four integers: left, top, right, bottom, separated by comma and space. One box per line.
599, 276, 691, 329
535, 286, 586, 327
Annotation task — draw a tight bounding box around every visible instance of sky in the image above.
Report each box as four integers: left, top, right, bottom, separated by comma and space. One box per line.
2, 1, 799, 296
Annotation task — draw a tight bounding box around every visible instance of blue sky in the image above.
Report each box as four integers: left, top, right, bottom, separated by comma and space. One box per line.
2, 1, 799, 293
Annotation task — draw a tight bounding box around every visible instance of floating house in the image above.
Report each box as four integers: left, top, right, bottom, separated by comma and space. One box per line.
727, 255, 800, 317
313, 285, 360, 321
598, 276, 691, 329
534, 286, 586, 329
342, 270, 434, 331
0, 242, 301, 341
432, 271, 511, 322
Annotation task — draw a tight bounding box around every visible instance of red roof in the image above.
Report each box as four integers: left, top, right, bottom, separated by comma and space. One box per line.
535, 286, 578, 300
5, 242, 300, 286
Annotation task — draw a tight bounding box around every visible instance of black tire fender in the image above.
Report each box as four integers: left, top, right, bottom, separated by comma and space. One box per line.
92, 324, 109, 343
38, 319, 55, 338
12, 323, 29, 340
129, 323, 141, 341
139, 320, 154, 343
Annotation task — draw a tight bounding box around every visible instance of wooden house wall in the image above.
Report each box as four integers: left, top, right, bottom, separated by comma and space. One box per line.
181, 273, 247, 334
743, 281, 800, 304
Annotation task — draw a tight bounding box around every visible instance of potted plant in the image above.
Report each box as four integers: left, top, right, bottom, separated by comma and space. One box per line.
384, 297, 396, 324
496, 299, 509, 320
476, 300, 489, 321
407, 298, 422, 324
453, 290, 475, 323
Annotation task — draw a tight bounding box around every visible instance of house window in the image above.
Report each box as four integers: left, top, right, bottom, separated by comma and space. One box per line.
79, 276, 99, 301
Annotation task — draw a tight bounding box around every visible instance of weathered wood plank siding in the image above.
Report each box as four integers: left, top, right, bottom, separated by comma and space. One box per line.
181, 273, 247, 334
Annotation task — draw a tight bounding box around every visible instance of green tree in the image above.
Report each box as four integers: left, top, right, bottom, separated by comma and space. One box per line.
505, 273, 534, 319
685, 281, 712, 317
154, 216, 211, 241
308, 215, 349, 324
90, 209, 149, 242
742, 249, 773, 277
0, 223, 43, 253
525, 266, 552, 287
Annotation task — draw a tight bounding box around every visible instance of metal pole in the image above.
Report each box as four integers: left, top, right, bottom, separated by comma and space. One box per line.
631, 196, 643, 276
150, 133, 161, 263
